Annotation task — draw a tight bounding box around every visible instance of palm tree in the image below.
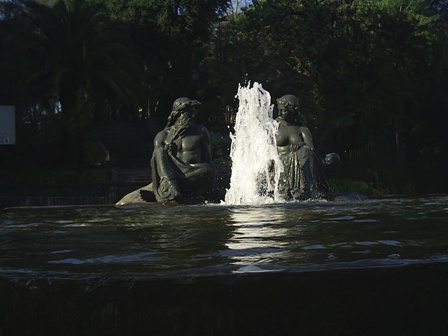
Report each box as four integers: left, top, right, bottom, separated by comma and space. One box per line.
21, 0, 141, 125
9, 0, 142, 168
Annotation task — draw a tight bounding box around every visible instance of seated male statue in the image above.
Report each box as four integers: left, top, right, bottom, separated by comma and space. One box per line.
275, 94, 339, 200
116, 97, 219, 205
151, 97, 218, 202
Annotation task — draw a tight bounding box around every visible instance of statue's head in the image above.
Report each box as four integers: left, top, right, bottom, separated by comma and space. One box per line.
172, 97, 201, 112
276, 94, 301, 122
277, 94, 300, 110
167, 97, 201, 126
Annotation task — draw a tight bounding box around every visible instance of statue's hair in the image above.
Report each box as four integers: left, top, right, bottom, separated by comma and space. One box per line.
277, 94, 302, 124
166, 110, 181, 128
277, 94, 300, 109
166, 97, 201, 127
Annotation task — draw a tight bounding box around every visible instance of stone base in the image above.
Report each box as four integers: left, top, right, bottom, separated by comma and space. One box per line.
115, 183, 156, 205
116, 184, 226, 206
1, 262, 448, 335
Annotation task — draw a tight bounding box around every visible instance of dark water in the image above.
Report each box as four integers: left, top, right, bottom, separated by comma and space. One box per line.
1, 195, 448, 278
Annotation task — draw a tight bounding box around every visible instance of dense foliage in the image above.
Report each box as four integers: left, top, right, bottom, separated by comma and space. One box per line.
1, 0, 447, 193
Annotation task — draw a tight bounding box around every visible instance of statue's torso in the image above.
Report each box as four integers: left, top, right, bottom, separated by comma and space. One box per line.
165, 125, 205, 164
173, 134, 203, 163
276, 123, 305, 154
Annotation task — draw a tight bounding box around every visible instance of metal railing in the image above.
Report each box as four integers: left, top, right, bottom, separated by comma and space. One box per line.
0, 183, 146, 209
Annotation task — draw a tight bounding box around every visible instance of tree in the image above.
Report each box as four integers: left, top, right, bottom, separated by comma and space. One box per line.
26, 0, 140, 123
1, 0, 142, 169
218, 0, 448, 192
87, 0, 231, 124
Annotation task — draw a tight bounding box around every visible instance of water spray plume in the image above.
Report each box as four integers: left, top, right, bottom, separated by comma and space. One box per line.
224, 82, 284, 205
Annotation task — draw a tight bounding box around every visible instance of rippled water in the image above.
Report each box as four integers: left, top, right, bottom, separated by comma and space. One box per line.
1, 195, 448, 278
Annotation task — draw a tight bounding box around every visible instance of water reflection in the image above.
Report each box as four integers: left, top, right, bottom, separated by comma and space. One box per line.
224, 206, 293, 270
1, 196, 448, 277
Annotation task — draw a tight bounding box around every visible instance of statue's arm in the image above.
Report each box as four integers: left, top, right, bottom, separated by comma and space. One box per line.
152, 130, 177, 178
151, 129, 183, 200
154, 130, 167, 148
301, 127, 315, 148
154, 129, 178, 154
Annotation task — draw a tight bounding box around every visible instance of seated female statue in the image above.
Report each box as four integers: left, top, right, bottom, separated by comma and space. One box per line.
275, 94, 339, 200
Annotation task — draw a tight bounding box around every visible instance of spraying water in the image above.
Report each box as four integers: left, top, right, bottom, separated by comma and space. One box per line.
224, 82, 284, 205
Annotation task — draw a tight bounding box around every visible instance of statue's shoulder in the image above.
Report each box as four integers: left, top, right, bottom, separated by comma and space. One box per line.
154, 128, 169, 145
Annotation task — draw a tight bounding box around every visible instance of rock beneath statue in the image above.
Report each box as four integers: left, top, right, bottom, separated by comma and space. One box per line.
115, 182, 225, 206
115, 183, 157, 206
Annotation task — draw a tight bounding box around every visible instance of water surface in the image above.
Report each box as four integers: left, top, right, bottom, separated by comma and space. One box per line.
1, 195, 447, 278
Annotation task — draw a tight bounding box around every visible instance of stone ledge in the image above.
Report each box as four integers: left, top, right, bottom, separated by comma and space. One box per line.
1, 262, 448, 335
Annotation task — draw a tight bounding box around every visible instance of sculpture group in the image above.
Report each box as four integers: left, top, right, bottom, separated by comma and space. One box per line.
116, 94, 339, 205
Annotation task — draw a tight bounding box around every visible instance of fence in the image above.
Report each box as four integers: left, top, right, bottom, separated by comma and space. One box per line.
0, 183, 146, 209
345, 139, 376, 166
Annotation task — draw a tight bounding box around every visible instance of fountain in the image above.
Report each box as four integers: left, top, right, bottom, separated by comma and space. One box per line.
1, 84, 448, 335
225, 82, 283, 205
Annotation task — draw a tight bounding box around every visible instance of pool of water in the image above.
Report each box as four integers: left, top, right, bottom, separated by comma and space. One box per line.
1, 195, 448, 278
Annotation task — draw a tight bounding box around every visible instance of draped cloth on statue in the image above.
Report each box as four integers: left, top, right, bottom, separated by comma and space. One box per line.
278, 144, 330, 200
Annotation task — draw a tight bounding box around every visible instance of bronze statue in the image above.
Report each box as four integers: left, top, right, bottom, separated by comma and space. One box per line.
116, 97, 219, 205
151, 97, 218, 202
275, 94, 339, 200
